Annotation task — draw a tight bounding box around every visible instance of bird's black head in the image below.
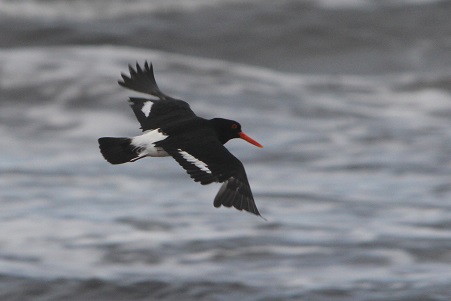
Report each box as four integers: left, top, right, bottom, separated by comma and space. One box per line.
210, 118, 263, 148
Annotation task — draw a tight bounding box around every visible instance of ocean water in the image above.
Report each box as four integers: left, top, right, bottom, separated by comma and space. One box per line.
1, 0, 451, 300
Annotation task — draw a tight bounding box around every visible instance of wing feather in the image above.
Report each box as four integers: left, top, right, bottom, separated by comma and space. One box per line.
119, 61, 172, 100
120, 62, 196, 131
128, 97, 196, 131
157, 133, 262, 217
118, 62, 262, 217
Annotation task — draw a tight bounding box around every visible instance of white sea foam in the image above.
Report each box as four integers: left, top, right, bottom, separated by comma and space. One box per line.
0, 0, 260, 21
0, 0, 442, 21
315, 0, 442, 10
1, 45, 451, 301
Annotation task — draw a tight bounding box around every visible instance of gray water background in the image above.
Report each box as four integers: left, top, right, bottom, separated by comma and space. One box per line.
1, 0, 451, 300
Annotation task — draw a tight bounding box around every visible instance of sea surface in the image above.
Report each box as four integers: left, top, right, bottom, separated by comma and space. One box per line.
1, 0, 451, 300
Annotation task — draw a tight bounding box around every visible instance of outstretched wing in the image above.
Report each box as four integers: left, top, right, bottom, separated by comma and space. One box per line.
119, 61, 173, 100
156, 131, 262, 217
128, 97, 196, 131
213, 175, 262, 218
119, 62, 196, 131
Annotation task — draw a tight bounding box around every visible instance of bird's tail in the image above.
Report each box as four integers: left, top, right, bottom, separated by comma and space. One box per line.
98, 137, 144, 164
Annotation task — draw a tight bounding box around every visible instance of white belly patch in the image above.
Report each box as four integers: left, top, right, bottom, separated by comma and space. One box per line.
131, 129, 169, 157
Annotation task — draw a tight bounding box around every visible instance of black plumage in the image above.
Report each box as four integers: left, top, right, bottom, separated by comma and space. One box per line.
99, 62, 263, 218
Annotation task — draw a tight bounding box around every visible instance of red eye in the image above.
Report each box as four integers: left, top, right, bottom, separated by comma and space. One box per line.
231, 124, 238, 129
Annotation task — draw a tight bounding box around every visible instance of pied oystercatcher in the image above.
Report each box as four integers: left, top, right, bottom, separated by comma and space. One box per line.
98, 62, 264, 217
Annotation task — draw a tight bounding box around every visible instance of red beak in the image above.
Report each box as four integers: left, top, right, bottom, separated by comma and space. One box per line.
239, 132, 263, 148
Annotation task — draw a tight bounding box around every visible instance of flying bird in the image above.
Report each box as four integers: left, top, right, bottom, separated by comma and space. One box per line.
98, 62, 264, 217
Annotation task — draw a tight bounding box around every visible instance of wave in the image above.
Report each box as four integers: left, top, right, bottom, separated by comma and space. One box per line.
2, 45, 451, 137
315, 0, 443, 10
0, 0, 260, 21
0, 0, 443, 21
1, 45, 451, 301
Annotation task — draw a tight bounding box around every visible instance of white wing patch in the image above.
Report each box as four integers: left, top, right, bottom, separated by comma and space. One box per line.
131, 129, 169, 157
178, 149, 212, 174
141, 101, 153, 117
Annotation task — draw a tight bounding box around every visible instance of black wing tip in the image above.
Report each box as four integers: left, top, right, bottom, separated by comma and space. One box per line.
117, 60, 170, 100
118, 77, 127, 87
213, 178, 265, 219
214, 200, 266, 220
127, 60, 153, 76
118, 61, 152, 84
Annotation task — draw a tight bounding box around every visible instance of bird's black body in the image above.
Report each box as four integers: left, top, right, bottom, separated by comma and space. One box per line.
98, 62, 263, 217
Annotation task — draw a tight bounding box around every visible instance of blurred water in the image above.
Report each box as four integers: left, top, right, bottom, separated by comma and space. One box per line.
1, 1, 451, 300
